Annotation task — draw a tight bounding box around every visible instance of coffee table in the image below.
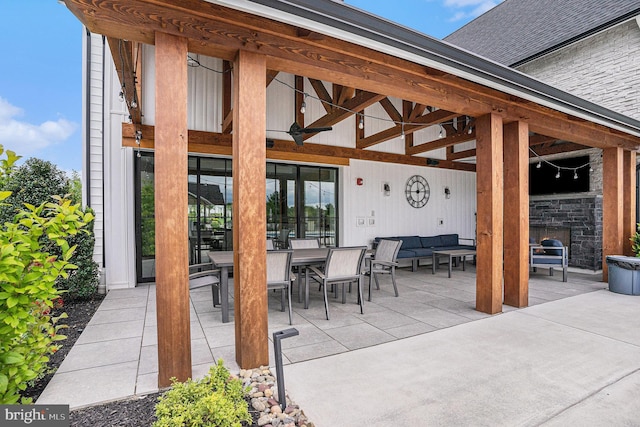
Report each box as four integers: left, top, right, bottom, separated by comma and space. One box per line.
432, 249, 477, 278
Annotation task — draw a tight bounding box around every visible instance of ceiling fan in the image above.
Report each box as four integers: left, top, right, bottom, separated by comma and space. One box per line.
286, 121, 332, 146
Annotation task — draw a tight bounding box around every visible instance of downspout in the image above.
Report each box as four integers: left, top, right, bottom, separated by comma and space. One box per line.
101, 35, 107, 270
84, 28, 92, 206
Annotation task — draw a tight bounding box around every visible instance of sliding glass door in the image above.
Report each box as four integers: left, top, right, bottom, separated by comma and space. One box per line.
135, 153, 338, 282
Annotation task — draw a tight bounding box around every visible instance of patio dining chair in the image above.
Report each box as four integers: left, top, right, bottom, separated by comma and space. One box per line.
189, 263, 220, 307
364, 239, 402, 301
308, 246, 367, 320
288, 237, 321, 249
267, 249, 295, 325
266, 238, 275, 250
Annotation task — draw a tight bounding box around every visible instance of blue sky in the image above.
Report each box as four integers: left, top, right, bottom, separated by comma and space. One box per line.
0, 0, 502, 174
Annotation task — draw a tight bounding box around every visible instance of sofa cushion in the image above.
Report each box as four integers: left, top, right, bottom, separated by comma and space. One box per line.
541, 239, 563, 256
420, 236, 442, 248
439, 234, 459, 246
397, 249, 418, 259
397, 236, 422, 250
411, 247, 434, 257
532, 256, 564, 265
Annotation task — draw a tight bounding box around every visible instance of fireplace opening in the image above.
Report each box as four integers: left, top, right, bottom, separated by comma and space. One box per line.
530, 226, 571, 257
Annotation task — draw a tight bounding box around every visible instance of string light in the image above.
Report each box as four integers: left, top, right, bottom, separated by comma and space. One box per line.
438, 125, 444, 138
529, 147, 593, 179
118, 91, 125, 102
300, 94, 307, 114
135, 130, 142, 158
400, 122, 405, 140
358, 115, 364, 130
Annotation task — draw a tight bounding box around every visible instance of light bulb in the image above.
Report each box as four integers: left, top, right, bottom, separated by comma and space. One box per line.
119, 91, 124, 102
358, 116, 364, 130
589, 166, 594, 172
300, 101, 306, 114
400, 123, 405, 140
131, 99, 138, 109
468, 127, 473, 134
536, 162, 541, 169
438, 126, 444, 138
555, 169, 561, 179
574, 171, 578, 180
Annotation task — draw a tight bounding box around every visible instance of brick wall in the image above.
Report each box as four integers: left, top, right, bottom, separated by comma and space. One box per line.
530, 195, 603, 270
519, 19, 640, 120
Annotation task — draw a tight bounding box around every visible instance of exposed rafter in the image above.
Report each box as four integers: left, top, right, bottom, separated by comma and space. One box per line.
107, 37, 142, 124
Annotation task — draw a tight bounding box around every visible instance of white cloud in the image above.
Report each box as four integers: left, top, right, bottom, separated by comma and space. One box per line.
0, 97, 77, 156
444, 0, 503, 21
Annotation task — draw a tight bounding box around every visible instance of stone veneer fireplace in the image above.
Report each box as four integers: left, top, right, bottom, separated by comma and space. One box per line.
529, 194, 602, 270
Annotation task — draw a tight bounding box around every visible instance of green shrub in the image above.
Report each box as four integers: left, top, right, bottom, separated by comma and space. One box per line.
154, 360, 251, 427
0, 157, 99, 301
0, 196, 94, 404
55, 207, 99, 300
0, 158, 71, 225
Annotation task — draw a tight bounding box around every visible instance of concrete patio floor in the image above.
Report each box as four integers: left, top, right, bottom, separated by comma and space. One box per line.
37, 264, 611, 415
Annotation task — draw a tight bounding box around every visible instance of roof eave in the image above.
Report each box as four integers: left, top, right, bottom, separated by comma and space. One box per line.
211, 0, 640, 139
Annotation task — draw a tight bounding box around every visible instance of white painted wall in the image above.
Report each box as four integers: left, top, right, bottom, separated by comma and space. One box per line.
340, 160, 476, 247
88, 46, 478, 289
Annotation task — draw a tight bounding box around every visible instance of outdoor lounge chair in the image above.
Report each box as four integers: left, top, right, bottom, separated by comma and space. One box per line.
530, 238, 568, 282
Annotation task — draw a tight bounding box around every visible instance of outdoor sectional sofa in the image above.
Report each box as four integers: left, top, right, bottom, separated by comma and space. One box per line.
373, 234, 476, 272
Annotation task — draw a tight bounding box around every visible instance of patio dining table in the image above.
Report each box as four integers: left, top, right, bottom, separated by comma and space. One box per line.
207, 248, 332, 323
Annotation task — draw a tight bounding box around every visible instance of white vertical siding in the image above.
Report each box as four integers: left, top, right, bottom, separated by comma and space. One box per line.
84, 32, 105, 268
340, 160, 477, 247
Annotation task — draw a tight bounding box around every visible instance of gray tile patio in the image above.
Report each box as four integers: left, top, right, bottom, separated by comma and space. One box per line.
37, 264, 606, 409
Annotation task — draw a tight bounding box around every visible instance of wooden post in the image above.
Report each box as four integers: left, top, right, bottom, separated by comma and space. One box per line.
623, 150, 637, 257
503, 121, 529, 308
602, 147, 624, 281
233, 50, 268, 369
475, 113, 504, 314
154, 32, 190, 387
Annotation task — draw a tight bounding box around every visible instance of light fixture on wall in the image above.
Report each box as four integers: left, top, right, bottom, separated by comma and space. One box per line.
356, 177, 364, 186
383, 182, 390, 196
444, 186, 451, 199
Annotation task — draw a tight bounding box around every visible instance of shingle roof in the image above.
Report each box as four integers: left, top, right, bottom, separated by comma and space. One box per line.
444, 0, 640, 66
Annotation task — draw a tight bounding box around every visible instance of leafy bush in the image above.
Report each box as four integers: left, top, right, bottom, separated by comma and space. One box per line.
0, 196, 94, 404
0, 157, 99, 300
632, 223, 640, 257
55, 207, 99, 300
0, 158, 72, 225
154, 360, 251, 427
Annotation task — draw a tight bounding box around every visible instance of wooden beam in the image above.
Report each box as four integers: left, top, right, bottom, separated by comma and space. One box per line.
221, 60, 232, 133
623, 150, 637, 256
406, 129, 477, 155
302, 91, 385, 139
308, 78, 332, 114
530, 142, 590, 157
602, 147, 624, 282
154, 32, 191, 388
106, 38, 142, 124
448, 148, 476, 161
503, 121, 529, 308
233, 50, 268, 369
529, 134, 557, 146
266, 69, 279, 87
358, 109, 459, 149
379, 97, 403, 123
122, 123, 474, 171
66, 0, 640, 151
475, 113, 503, 315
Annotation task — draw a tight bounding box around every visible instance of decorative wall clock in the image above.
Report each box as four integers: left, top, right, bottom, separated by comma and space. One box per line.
405, 175, 430, 208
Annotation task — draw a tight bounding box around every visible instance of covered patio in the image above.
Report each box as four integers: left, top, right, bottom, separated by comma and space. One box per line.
37, 266, 606, 409
65, 0, 640, 390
